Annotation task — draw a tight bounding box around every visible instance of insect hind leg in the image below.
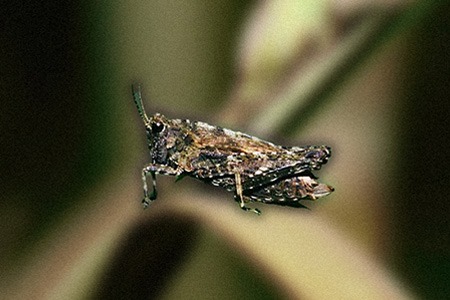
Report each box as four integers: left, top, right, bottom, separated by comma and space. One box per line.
234, 173, 261, 215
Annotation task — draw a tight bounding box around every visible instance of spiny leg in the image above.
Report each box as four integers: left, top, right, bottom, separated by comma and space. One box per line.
234, 173, 261, 215
142, 166, 158, 209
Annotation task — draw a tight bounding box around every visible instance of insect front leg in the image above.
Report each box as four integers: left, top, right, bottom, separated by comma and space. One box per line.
141, 163, 178, 209
234, 173, 261, 215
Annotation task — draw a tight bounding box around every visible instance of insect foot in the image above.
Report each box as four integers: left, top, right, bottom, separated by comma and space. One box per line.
133, 84, 334, 214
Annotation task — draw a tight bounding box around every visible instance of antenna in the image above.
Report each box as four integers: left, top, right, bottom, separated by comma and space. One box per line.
132, 84, 150, 124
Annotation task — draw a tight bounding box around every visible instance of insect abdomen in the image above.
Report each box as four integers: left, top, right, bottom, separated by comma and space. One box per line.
246, 175, 334, 204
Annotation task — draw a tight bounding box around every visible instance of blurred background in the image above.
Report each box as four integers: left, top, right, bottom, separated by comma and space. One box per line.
1, 0, 449, 299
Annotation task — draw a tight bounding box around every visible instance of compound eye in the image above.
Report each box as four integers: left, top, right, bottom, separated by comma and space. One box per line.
151, 122, 164, 133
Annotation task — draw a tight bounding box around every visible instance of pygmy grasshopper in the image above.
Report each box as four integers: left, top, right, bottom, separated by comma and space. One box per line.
133, 85, 334, 215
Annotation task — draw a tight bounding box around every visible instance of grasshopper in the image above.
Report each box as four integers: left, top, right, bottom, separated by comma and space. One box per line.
133, 85, 333, 215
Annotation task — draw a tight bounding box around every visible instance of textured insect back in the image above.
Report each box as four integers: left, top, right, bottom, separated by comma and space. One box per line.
133, 84, 334, 214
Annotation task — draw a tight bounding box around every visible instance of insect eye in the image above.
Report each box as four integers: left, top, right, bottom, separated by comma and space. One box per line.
152, 122, 164, 133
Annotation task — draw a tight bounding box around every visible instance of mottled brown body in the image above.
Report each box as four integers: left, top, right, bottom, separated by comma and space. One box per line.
133, 85, 334, 214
